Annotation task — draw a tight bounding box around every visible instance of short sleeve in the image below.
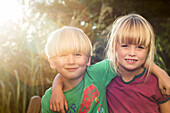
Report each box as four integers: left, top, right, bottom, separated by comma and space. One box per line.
41, 88, 55, 113
151, 75, 170, 104
158, 96, 170, 104
87, 59, 117, 87
156, 88, 170, 104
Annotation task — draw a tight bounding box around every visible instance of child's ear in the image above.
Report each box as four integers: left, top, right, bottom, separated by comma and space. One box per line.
48, 58, 56, 69
86, 56, 91, 66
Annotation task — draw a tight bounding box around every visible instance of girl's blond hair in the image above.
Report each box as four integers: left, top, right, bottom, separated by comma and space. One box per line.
45, 26, 92, 58
106, 14, 155, 78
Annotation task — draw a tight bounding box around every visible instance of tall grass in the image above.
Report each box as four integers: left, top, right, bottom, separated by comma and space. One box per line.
0, 65, 51, 113
0, 48, 53, 113
0, 5, 58, 112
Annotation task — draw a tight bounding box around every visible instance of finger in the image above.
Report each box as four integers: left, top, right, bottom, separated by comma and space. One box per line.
161, 88, 165, 94
56, 102, 60, 112
159, 86, 164, 94
65, 99, 68, 111
50, 98, 56, 111
60, 101, 65, 113
165, 89, 170, 95
60, 106, 65, 113
50, 104, 53, 111
61, 110, 65, 113
50, 100, 53, 110
50, 104, 57, 111
161, 88, 167, 97
60, 108, 65, 113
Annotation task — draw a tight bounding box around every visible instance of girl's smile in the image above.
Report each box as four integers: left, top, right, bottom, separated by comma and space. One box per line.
125, 58, 138, 64
116, 43, 148, 74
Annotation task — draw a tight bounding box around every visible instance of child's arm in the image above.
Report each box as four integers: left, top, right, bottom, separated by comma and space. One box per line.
151, 63, 170, 96
50, 74, 68, 113
159, 99, 170, 113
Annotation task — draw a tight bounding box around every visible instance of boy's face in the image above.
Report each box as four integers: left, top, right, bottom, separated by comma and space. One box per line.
48, 53, 91, 81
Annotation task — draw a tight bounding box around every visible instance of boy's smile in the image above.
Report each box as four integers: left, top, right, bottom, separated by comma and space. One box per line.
52, 53, 91, 82
65, 67, 79, 72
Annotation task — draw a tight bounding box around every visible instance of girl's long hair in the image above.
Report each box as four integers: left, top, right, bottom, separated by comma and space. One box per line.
106, 14, 155, 79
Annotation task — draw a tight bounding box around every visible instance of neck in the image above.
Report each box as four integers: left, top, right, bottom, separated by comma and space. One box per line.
61, 76, 84, 91
118, 66, 144, 82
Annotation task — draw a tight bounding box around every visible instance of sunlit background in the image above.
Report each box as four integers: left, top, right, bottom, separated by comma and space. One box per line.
0, 0, 22, 24
0, 0, 170, 113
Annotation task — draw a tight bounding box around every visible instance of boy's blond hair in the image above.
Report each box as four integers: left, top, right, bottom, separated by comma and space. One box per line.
106, 14, 155, 78
45, 26, 92, 58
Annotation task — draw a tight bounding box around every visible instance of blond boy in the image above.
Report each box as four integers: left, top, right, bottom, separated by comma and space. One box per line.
41, 26, 116, 113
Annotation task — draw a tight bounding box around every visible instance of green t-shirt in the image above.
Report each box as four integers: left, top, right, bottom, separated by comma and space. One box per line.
41, 59, 116, 113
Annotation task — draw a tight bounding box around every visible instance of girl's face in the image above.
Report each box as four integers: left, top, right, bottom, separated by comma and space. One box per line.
116, 42, 148, 72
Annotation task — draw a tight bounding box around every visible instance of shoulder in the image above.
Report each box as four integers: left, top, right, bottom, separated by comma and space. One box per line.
146, 73, 163, 94
143, 73, 159, 88
44, 87, 52, 97
147, 73, 158, 83
41, 87, 52, 113
85, 59, 116, 86
87, 59, 111, 70
41, 87, 52, 103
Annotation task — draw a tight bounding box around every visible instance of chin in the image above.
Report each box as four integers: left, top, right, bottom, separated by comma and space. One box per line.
125, 66, 143, 71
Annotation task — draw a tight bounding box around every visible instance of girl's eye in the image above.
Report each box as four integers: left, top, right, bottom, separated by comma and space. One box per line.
137, 46, 144, 49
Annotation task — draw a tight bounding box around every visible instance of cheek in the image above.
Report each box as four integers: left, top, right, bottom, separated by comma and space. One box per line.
138, 52, 148, 61
79, 60, 87, 67
79, 57, 89, 66
55, 60, 64, 68
116, 50, 124, 59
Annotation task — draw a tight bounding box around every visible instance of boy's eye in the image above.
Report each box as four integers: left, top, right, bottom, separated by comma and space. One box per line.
121, 44, 128, 47
59, 55, 67, 58
74, 53, 82, 56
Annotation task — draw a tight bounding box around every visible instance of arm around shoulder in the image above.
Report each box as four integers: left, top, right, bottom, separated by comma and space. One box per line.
51, 74, 68, 112
151, 63, 170, 96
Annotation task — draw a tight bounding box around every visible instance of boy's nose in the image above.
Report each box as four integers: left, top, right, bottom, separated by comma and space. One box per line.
67, 55, 75, 64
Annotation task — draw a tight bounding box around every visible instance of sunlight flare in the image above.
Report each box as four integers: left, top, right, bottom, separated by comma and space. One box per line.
0, 0, 22, 24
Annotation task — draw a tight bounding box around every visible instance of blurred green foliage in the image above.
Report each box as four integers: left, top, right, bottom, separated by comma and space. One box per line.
0, 0, 169, 113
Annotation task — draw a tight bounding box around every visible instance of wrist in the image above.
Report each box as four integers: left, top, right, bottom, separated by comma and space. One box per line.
151, 63, 165, 77
52, 85, 63, 94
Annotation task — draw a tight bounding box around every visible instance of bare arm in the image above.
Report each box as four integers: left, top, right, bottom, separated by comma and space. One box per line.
50, 74, 68, 113
151, 63, 170, 96
52, 73, 64, 89
159, 99, 170, 113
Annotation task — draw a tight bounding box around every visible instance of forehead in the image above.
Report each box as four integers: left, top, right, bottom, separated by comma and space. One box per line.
56, 43, 90, 56
51, 28, 92, 57
57, 50, 86, 56
115, 15, 153, 47
117, 27, 150, 47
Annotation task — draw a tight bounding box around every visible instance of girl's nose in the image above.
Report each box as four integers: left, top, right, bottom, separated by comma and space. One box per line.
128, 48, 136, 56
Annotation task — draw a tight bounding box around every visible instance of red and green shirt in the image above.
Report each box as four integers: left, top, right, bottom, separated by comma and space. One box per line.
41, 60, 116, 113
